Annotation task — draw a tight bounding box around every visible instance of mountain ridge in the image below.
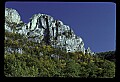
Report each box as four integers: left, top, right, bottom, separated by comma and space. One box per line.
5, 7, 94, 55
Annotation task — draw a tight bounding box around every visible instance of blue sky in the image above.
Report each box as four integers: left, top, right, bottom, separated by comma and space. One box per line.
5, 2, 116, 53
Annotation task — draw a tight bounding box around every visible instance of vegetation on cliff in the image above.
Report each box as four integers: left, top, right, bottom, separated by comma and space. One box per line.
4, 31, 115, 78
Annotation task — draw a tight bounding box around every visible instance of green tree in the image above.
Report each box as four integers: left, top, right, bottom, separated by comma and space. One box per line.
100, 60, 115, 78
63, 59, 80, 77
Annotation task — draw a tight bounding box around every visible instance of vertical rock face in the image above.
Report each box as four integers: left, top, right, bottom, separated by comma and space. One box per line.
27, 14, 85, 53
5, 8, 94, 55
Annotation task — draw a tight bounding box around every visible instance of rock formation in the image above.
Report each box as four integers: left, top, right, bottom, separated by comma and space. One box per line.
5, 8, 95, 55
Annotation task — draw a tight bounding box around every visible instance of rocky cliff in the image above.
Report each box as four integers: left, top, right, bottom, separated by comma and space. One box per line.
5, 8, 94, 55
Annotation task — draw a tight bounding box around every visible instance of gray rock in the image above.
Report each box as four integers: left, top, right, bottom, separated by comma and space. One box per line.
5, 8, 95, 55
85, 47, 95, 55
5, 8, 21, 24
5, 47, 23, 54
26, 13, 87, 53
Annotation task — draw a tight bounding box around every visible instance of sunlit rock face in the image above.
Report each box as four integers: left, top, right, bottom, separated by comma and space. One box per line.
5, 8, 95, 55
5, 8, 28, 35
27, 14, 85, 53
5, 8, 21, 24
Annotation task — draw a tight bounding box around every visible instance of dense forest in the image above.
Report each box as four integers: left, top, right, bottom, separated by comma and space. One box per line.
4, 31, 115, 78
96, 51, 115, 62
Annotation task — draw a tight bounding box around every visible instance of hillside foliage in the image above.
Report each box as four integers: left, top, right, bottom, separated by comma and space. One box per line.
4, 31, 115, 78
96, 51, 115, 62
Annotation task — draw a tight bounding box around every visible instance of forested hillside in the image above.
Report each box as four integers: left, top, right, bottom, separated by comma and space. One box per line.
96, 51, 115, 62
4, 31, 115, 77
